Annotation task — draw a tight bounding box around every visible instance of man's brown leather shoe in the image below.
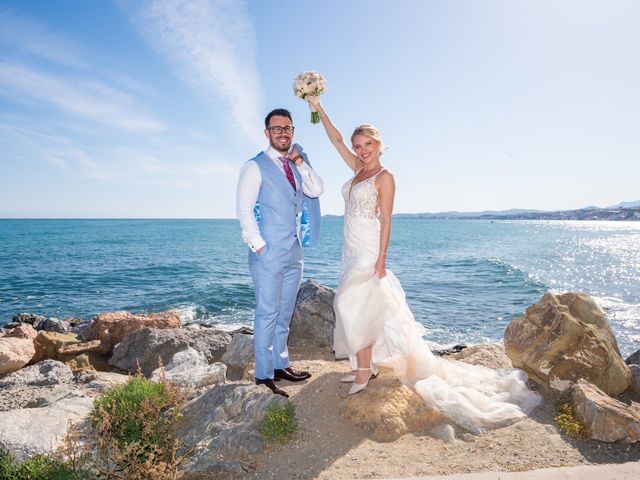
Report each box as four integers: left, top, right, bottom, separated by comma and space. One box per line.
255, 378, 289, 397
274, 367, 312, 382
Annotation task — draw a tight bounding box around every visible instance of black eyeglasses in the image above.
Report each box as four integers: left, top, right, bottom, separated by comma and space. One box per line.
267, 126, 295, 135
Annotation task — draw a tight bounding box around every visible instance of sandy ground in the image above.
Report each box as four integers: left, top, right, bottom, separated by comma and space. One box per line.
218, 348, 640, 480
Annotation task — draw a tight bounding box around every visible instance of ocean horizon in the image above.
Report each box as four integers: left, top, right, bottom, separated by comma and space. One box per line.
1, 218, 638, 357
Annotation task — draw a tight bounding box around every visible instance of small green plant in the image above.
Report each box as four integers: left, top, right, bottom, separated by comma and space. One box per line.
259, 403, 297, 443
0, 447, 89, 480
88, 375, 186, 479
554, 399, 587, 438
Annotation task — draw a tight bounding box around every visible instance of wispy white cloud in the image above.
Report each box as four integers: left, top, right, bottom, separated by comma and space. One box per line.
123, 0, 264, 144
0, 62, 165, 132
0, 121, 236, 186
0, 8, 90, 69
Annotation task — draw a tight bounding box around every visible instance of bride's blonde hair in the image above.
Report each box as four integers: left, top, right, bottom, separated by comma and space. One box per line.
350, 124, 385, 154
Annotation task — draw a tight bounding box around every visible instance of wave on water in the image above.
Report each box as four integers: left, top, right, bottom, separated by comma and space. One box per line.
176, 304, 253, 331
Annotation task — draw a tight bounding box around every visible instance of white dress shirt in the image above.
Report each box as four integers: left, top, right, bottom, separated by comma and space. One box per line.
236, 145, 324, 252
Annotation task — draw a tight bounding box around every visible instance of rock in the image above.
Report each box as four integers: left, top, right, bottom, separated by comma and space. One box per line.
341, 369, 443, 441
31, 331, 82, 363
175, 383, 288, 475
38, 318, 70, 333
432, 344, 467, 356
58, 340, 102, 355
68, 320, 92, 341
626, 349, 640, 366
450, 343, 512, 369
5, 323, 37, 340
109, 327, 231, 376
12, 313, 47, 329
0, 360, 73, 388
0, 360, 77, 411
290, 279, 336, 349
0, 395, 93, 461
571, 379, 640, 443
222, 333, 254, 380
76, 370, 130, 393
431, 423, 456, 444
62, 352, 111, 373
629, 365, 640, 394
150, 347, 226, 388
0, 337, 35, 375
504, 292, 631, 396
89, 309, 181, 355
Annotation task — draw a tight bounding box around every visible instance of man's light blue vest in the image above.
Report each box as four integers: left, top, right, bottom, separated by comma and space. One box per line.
252, 149, 321, 248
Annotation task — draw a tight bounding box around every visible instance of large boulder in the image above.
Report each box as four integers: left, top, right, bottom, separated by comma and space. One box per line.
221, 333, 254, 380
0, 395, 93, 461
450, 343, 512, 370
175, 383, 288, 475
571, 379, 640, 443
0, 325, 37, 374
150, 347, 227, 388
109, 326, 231, 376
0, 360, 76, 411
0, 360, 73, 388
89, 309, 181, 354
504, 292, 631, 395
290, 279, 336, 349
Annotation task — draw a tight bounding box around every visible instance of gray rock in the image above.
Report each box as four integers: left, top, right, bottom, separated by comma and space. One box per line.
0, 360, 73, 388
0, 395, 93, 461
175, 383, 288, 474
629, 364, 640, 394
76, 370, 130, 393
290, 279, 336, 349
431, 423, 456, 444
38, 318, 70, 333
109, 327, 231, 376
68, 320, 92, 340
12, 313, 47, 329
222, 333, 254, 380
150, 347, 226, 388
626, 349, 640, 366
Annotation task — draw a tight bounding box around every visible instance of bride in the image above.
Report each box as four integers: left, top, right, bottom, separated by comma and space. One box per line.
307, 96, 541, 433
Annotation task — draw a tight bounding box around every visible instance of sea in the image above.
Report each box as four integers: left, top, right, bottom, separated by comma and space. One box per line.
0, 218, 638, 357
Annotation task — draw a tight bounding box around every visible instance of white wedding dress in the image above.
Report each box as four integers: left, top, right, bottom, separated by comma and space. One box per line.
333, 169, 541, 433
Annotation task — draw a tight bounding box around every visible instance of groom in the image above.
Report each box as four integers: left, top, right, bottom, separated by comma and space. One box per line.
236, 108, 323, 397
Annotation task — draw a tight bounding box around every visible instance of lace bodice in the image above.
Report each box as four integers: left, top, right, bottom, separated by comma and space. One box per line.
340, 170, 384, 271
341, 170, 383, 220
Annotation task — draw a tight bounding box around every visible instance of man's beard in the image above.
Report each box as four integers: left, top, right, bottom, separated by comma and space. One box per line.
270, 136, 291, 153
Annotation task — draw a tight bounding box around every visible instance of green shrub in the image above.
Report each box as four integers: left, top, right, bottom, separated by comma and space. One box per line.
88, 375, 186, 479
554, 399, 587, 438
259, 403, 297, 443
0, 448, 89, 480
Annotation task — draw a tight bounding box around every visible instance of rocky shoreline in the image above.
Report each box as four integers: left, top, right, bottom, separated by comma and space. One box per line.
1, 280, 639, 478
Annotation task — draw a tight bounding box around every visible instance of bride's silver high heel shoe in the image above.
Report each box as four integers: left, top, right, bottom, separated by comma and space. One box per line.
348, 367, 374, 395
340, 363, 379, 383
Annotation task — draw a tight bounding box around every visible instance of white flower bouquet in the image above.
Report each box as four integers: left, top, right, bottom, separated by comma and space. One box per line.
293, 71, 327, 124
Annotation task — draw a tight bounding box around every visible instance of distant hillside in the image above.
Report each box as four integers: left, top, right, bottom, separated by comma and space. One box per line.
394, 204, 640, 221
324, 201, 640, 221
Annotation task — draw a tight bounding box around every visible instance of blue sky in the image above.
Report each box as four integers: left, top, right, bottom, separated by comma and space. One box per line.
1, 0, 638, 218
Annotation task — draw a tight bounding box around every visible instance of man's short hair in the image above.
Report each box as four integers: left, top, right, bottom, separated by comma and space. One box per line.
265, 108, 292, 128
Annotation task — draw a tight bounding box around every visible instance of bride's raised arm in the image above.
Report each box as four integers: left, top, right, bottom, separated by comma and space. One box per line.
307, 97, 359, 172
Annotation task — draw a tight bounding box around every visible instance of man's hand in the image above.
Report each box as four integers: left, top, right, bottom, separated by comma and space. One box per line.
257, 246, 265, 256
288, 144, 304, 166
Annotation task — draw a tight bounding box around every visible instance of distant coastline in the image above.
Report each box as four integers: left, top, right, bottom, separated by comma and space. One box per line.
325, 202, 640, 221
